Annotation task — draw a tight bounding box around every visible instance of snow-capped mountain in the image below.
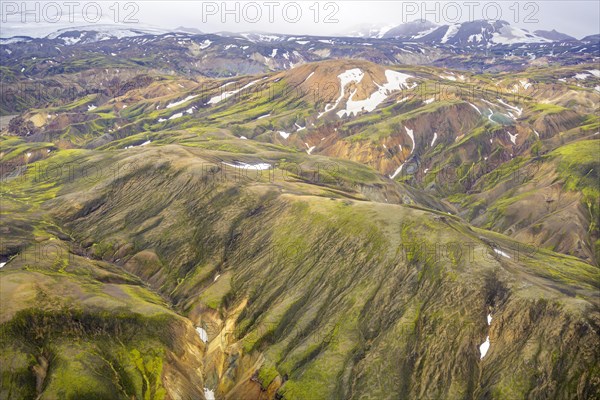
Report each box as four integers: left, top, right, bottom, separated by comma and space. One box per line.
1, 19, 597, 79
1, 20, 591, 49
418, 20, 552, 46
234, 20, 576, 48
418, 20, 552, 47
0, 20, 172, 42
45, 24, 171, 45
345, 23, 398, 39
351, 20, 570, 47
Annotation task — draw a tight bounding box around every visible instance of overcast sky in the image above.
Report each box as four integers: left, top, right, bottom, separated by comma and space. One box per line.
1, 1, 599, 39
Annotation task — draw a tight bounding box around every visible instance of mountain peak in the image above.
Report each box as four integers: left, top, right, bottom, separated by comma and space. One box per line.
351, 19, 558, 47
534, 29, 577, 41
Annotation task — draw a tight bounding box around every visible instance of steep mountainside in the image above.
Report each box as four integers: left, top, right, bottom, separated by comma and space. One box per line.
1, 24, 599, 400
4, 58, 599, 263
1, 136, 599, 399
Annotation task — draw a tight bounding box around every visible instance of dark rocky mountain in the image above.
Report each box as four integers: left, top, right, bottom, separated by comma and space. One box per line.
534, 29, 577, 42
352, 20, 575, 48
1, 20, 598, 88
415, 20, 550, 46
582, 33, 600, 43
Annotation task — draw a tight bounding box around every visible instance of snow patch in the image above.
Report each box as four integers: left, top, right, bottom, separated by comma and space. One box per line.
166, 95, 198, 109
431, 132, 438, 147
125, 140, 151, 149
468, 103, 481, 114
468, 33, 483, 43
222, 161, 271, 170
492, 25, 550, 45
204, 388, 215, 400
196, 327, 208, 343
336, 70, 415, 117
319, 68, 364, 118
61, 34, 84, 45
441, 75, 457, 81
405, 127, 415, 154
411, 26, 439, 40
479, 336, 490, 359
497, 99, 522, 116
494, 248, 511, 259
587, 69, 600, 78
302, 71, 315, 84
389, 163, 404, 179
441, 24, 460, 44
208, 79, 263, 105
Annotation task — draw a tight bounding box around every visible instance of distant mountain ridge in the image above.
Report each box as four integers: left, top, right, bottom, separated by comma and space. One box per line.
1, 20, 598, 80
1, 20, 595, 48
369, 20, 556, 46
349, 19, 590, 46
534, 29, 577, 42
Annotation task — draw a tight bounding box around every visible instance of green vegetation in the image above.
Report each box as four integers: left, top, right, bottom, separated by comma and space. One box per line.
531, 103, 569, 115
2, 58, 599, 399
552, 140, 600, 242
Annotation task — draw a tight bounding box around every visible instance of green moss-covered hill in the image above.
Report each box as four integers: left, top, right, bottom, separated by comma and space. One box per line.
1, 134, 598, 399
1, 58, 599, 399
